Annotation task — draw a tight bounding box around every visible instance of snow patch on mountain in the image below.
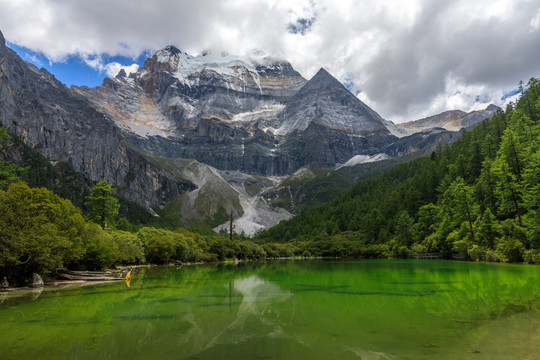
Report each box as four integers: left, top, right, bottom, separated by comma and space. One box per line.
214, 195, 292, 237
231, 104, 285, 123
336, 153, 390, 170
382, 119, 412, 138
212, 170, 293, 236
154, 48, 284, 88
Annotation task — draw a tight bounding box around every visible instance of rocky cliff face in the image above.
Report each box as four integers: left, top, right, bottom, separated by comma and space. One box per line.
73, 47, 307, 136
0, 34, 193, 209
74, 51, 396, 175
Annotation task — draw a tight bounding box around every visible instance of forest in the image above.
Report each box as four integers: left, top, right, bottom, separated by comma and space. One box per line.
1, 78, 539, 287
257, 78, 540, 263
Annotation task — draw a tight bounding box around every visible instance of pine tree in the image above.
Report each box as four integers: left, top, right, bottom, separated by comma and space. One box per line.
491, 159, 523, 226
440, 178, 478, 240
476, 208, 500, 248
85, 180, 118, 229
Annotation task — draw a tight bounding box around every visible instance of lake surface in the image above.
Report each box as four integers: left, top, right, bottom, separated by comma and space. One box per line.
1, 260, 539, 359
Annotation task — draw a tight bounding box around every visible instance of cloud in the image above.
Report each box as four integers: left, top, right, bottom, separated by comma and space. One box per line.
82, 55, 139, 77
531, 8, 540, 31
0, 0, 539, 122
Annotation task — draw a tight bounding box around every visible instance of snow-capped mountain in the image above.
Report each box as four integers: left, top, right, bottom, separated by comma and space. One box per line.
0, 31, 499, 234
73, 46, 399, 176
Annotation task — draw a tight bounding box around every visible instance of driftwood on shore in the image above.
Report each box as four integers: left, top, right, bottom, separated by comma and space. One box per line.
58, 270, 123, 281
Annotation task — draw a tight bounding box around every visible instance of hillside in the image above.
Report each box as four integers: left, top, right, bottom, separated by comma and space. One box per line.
257, 78, 540, 263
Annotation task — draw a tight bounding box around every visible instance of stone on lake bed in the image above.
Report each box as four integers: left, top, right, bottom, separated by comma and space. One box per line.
30, 273, 44, 288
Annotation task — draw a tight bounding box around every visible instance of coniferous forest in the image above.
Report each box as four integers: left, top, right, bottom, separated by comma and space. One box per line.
257, 78, 540, 263
1, 78, 540, 286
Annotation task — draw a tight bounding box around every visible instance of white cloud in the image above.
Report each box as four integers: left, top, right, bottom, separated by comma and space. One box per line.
81, 55, 139, 78
104, 62, 139, 78
0, 0, 539, 122
531, 8, 540, 31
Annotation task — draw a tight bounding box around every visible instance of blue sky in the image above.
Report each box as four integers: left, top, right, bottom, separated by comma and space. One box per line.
7, 42, 146, 87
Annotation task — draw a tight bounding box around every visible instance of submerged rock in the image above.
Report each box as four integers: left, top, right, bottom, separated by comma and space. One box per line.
0, 276, 9, 289
30, 273, 44, 288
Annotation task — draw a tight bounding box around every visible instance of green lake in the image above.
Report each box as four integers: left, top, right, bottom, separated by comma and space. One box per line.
1, 260, 539, 359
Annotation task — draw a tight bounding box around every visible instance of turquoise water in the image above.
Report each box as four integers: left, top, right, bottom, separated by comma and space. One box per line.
1, 260, 539, 359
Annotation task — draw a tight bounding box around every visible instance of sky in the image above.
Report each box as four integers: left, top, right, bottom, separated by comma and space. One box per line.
1, 0, 539, 123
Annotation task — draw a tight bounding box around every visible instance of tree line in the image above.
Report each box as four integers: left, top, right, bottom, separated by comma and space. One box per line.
257, 78, 540, 263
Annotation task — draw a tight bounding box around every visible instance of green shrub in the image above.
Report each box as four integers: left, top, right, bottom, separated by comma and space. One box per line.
0, 182, 87, 280
467, 245, 486, 261
139, 227, 178, 264
523, 249, 540, 264
395, 246, 410, 259
497, 237, 524, 262
111, 231, 145, 264
81, 223, 118, 270
452, 239, 470, 259
486, 249, 503, 262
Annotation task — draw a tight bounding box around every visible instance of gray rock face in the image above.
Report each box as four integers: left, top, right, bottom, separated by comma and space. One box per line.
461, 104, 500, 129
0, 34, 193, 209
74, 47, 307, 132
116, 69, 127, 78
274, 68, 396, 168
384, 128, 462, 157
276, 68, 389, 134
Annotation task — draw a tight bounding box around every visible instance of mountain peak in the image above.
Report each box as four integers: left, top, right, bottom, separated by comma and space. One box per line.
116, 69, 127, 78
311, 67, 337, 82
163, 45, 181, 55
0, 30, 5, 46
485, 104, 499, 112
277, 67, 388, 135
299, 67, 348, 94
314, 67, 331, 77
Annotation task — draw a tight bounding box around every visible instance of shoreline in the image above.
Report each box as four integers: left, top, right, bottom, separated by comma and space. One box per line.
1, 256, 536, 294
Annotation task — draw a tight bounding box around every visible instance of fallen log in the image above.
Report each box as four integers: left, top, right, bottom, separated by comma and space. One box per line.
58, 272, 122, 281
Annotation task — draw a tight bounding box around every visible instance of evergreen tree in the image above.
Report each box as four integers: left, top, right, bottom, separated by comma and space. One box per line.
475, 208, 501, 248
85, 180, 118, 229
440, 178, 478, 240
394, 210, 414, 246
491, 159, 523, 225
